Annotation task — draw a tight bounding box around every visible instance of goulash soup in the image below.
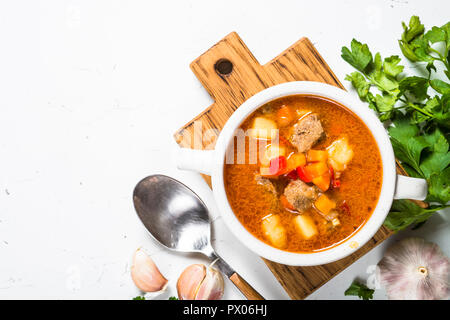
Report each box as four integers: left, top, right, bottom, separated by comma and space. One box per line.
224, 95, 382, 253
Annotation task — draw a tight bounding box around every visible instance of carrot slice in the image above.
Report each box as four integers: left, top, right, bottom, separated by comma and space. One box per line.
287, 153, 306, 171
312, 172, 331, 192
276, 105, 294, 127
314, 194, 336, 215
307, 150, 328, 162
305, 162, 328, 179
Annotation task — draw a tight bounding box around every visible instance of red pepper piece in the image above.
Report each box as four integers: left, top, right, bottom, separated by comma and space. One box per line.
269, 156, 287, 176
332, 180, 341, 188
296, 165, 312, 183
340, 201, 350, 214
278, 135, 291, 147
329, 166, 341, 189
285, 170, 298, 180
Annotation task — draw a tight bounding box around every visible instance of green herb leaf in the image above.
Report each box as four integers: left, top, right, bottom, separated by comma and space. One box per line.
387, 118, 450, 204
341, 39, 373, 73
425, 26, 447, 43
420, 128, 450, 178
133, 296, 146, 300
344, 280, 374, 300
168, 296, 179, 300
433, 94, 450, 127
430, 79, 450, 95
369, 53, 400, 94
384, 55, 404, 78
427, 168, 450, 204
388, 118, 426, 176
341, 16, 450, 231
399, 16, 426, 62
384, 200, 449, 231
374, 94, 397, 112
402, 16, 425, 43
411, 37, 435, 62
345, 72, 371, 101
399, 76, 429, 100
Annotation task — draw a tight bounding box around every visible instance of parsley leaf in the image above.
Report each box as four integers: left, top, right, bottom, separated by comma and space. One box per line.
345, 72, 371, 101
342, 45, 402, 119
425, 26, 447, 43
374, 94, 397, 112
427, 168, 450, 204
399, 76, 429, 100
384, 200, 449, 231
388, 117, 427, 176
387, 118, 450, 204
341, 39, 373, 73
133, 296, 146, 300
384, 55, 404, 78
399, 17, 450, 80
430, 79, 450, 94
342, 16, 450, 231
369, 53, 400, 94
344, 281, 374, 300
168, 296, 179, 300
402, 16, 425, 43
399, 16, 426, 62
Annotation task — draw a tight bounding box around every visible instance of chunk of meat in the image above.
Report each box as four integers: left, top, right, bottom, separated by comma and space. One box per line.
255, 174, 277, 195
283, 180, 319, 212
289, 114, 324, 152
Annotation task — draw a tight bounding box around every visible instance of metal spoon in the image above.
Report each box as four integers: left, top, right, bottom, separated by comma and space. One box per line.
133, 174, 264, 300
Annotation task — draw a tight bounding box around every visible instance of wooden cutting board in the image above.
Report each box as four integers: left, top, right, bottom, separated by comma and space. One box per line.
173, 32, 393, 299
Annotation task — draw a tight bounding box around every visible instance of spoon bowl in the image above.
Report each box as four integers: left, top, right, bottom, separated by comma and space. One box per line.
132, 174, 264, 300
133, 175, 213, 255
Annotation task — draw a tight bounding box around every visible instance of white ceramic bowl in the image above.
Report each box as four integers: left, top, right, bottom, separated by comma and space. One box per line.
177, 81, 427, 266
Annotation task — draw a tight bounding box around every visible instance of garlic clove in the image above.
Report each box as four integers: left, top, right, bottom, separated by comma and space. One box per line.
377, 237, 450, 300
131, 248, 168, 293
176, 264, 206, 300
176, 264, 224, 300
195, 266, 224, 300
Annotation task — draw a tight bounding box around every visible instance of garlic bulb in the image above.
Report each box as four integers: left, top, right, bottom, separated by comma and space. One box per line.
131, 248, 168, 292
177, 264, 224, 300
377, 237, 449, 300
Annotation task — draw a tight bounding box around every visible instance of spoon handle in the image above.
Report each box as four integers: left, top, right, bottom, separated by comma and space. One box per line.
229, 272, 265, 300
211, 254, 265, 300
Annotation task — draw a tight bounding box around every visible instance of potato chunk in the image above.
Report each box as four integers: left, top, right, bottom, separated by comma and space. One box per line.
286, 152, 306, 171
249, 117, 278, 140
294, 215, 318, 240
327, 136, 354, 172
262, 214, 287, 249
260, 144, 286, 167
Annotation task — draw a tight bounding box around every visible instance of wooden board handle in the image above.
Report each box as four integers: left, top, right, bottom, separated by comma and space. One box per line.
229, 272, 265, 300
190, 32, 272, 111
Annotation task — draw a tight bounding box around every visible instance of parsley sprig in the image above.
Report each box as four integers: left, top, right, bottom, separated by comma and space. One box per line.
341, 16, 450, 231
344, 280, 374, 300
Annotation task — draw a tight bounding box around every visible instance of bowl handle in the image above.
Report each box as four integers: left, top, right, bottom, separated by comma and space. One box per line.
394, 174, 428, 200
176, 148, 215, 176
